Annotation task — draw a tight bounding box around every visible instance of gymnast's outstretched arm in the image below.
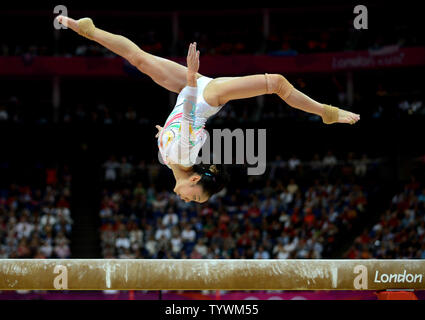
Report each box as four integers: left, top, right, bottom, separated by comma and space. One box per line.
178, 42, 200, 167
56, 15, 200, 93
155, 43, 199, 141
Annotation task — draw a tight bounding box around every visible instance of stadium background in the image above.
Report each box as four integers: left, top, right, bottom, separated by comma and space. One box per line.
0, 1, 424, 299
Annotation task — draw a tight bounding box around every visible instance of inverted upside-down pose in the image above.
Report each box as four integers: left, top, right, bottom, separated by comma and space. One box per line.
57, 16, 360, 203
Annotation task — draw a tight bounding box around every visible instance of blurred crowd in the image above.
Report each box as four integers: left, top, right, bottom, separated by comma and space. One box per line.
1, 80, 422, 126
5, 31, 414, 57
0, 13, 421, 58
0, 166, 73, 259
1, 7, 423, 126
99, 152, 373, 260
1, 151, 424, 263
345, 176, 425, 259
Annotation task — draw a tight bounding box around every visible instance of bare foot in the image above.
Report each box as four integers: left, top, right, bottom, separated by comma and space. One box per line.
337, 109, 360, 125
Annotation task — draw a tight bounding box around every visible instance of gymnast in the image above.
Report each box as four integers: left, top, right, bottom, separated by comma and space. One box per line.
56, 16, 360, 204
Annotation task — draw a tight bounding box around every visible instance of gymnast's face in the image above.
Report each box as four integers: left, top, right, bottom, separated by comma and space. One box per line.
174, 175, 208, 203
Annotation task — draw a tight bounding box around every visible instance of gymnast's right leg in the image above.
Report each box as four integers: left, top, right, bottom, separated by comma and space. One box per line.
203, 74, 360, 125
56, 16, 199, 93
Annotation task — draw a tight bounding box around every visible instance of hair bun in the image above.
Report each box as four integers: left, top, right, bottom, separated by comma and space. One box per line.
209, 165, 218, 174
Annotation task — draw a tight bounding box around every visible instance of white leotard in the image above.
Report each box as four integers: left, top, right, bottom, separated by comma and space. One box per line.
157, 76, 223, 168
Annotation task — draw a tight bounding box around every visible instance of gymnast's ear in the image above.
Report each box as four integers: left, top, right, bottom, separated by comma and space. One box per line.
189, 174, 202, 184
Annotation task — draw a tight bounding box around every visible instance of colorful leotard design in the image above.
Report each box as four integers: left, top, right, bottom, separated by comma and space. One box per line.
158, 76, 223, 168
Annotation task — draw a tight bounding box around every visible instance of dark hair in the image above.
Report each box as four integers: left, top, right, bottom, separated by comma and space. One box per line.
192, 163, 229, 197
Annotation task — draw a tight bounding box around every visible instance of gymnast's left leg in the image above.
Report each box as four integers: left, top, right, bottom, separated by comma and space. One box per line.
203, 74, 360, 124
56, 15, 199, 93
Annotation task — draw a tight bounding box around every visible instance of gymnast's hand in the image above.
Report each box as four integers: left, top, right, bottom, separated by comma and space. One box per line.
186, 42, 200, 86
155, 125, 163, 138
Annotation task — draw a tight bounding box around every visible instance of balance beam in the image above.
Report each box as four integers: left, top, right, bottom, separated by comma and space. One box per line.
1, 259, 424, 290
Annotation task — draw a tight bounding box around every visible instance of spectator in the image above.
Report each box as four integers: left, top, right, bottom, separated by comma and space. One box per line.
17, 239, 31, 258
119, 247, 135, 259
193, 239, 208, 258
115, 231, 131, 251
129, 223, 143, 252
254, 246, 270, 259
273, 242, 289, 259
15, 215, 34, 240
288, 155, 301, 171
170, 233, 183, 256
163, 207, 179, 227
0, 246, 8, 258
287, 179, 299, 194
120, 156, 133, 180
54, 240, 71, 258
155, 222, 171, 241
133, 182, 146, 197
144, 235, 157, 257
39, 211, 56, 228
354, 154, 369, 176
0, 105, 8, 121
39, 240, 53, 258
323, 151, 337, 167
104, 156, 120, 181
181, 225, 196, 244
